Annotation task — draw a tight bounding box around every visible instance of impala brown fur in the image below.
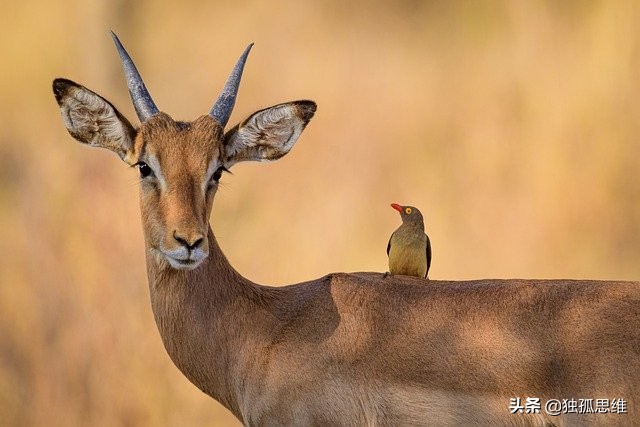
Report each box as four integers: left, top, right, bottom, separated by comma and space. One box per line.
54, 57, 639, 425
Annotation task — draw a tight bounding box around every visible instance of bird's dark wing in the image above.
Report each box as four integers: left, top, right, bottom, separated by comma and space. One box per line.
386, 232, 394, 256
425, 234, 432, 277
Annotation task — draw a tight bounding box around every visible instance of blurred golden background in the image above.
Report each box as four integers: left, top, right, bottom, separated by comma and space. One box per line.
1, 1, 639, 425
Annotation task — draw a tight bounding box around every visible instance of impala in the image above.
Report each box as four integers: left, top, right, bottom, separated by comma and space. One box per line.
53, 33, 639, 426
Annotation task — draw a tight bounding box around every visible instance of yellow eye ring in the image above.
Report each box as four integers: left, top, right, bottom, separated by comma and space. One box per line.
405, 207, 412, 214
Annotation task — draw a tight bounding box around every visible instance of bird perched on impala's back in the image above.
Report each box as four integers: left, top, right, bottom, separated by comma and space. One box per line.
387, 203, 431, 279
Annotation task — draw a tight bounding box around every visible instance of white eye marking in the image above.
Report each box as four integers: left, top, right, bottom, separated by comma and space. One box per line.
146, 154, 167, 191
202, 159, 222, 192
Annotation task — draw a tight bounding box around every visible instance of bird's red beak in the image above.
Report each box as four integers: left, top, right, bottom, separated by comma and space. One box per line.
391, 203, 402, 213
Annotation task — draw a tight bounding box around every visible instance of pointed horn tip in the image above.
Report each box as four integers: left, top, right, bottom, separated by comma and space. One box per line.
110, 31, 128, 58
108, 30, 159, 122
240, 43, 254, 58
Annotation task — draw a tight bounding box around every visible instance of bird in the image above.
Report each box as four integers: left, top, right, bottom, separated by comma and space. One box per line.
387, 203, 431, 278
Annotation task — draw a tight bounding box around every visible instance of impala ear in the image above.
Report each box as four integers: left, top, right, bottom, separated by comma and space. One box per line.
223, 100, 316, 166
53, 78, 137, 164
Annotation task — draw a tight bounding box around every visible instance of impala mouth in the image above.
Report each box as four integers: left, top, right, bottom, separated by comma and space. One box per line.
164, 253, 205, 270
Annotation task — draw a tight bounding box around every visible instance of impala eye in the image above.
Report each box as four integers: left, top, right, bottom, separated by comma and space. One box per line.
211, 166, 228, 182
137, 162, 154, 178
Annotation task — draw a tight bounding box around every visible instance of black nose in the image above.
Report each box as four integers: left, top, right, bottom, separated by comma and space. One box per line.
173, 230, 204, 250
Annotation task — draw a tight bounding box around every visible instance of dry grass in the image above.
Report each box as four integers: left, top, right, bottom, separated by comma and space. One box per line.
1, 1, 639, 425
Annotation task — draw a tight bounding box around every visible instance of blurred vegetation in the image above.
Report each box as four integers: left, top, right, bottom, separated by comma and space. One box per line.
1, 0, 639, 425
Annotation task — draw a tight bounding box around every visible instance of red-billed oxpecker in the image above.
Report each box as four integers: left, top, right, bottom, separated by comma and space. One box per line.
387, 203, 432, 278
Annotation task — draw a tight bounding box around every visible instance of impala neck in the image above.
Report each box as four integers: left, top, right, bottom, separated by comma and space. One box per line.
143, 226, 259, 417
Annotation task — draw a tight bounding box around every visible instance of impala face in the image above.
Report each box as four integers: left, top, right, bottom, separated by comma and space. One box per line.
53, 34, 316, 271
135, 113, 224, 269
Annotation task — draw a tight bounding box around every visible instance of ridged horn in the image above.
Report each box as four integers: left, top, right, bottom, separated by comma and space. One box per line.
111, 31, 159, 122
209, 43, 253, 128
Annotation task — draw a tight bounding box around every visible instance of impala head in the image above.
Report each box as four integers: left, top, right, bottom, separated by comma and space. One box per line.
53, 33, 316, 270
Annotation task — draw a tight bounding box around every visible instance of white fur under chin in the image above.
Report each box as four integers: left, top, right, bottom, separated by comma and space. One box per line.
166, 255, 204, 270
163, 246, 207, 270
149, 247, 206, 270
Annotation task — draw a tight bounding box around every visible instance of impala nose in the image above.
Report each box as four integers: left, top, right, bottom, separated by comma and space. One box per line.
173, 230, 204, 250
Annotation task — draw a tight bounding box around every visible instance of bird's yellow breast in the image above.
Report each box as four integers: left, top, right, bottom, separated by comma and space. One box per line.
388, 231, 428, 278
